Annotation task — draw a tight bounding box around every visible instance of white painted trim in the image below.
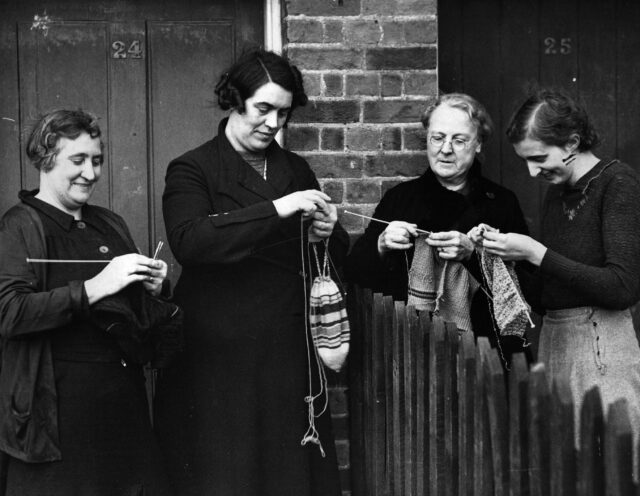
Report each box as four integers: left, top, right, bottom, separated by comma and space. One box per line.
264, 0, 282, 54
265, 0, 285, 145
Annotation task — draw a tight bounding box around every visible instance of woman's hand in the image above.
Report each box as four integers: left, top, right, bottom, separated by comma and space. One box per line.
84, 254, 167, 305
377, 221, 418, 256
481, 231, 547, 265
467, 223, 499, 246
142, 259, 168, 296
309, 204, 338, 242
426, 231, 475, 261
273, 190, 331, 219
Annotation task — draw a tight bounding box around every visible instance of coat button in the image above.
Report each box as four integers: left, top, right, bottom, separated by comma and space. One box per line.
486, 192, 496, 199
77, 221, 86, 229
99, 245, 110, 254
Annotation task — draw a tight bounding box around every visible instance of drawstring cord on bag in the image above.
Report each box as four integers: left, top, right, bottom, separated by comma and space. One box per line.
300, 214, 328, 457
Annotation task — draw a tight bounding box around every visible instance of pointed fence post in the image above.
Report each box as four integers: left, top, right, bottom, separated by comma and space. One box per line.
403, 305, 417, 496
528, 363, 551, 496
481, 341, 510, 496
391, 300, 405, 496
605, 399, 634, 496
416, 312, 430, 496
443, 323, 460, 496
578, 386, 605, 496
508, 352, 529, 496
458, 329, 476, 496
429, 317, 447, 496
550, 375, 576, 496
371, 293, 388, 495
474, 337, 493, 496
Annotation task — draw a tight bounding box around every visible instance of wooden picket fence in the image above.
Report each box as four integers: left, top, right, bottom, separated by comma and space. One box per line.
346, 287, 637, 496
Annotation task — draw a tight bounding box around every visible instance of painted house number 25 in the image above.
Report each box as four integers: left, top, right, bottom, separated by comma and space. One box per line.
544, 37, 572, 55
111, 40, 143, 59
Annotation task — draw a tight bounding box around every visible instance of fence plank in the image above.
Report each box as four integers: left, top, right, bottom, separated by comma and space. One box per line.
605, 399, 635, 496
458, 330, 476, 496
482, 342, 510, 496
528, 363, 551, 496
403, 306, 417, 496
372, 292, 388, 495
391, 300, 405, 496
429, 317, 447, 496
578, 387, 605, 496
416, 313, 430, 496
550, 376, 576, 496
508, 352, 529, 496
474, 338, 493, 496
444, 324, 460, 496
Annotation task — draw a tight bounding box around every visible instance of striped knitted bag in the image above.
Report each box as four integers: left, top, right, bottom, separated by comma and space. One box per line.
309, 242, 350, 372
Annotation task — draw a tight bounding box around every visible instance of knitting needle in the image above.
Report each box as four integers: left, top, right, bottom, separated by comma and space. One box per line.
343, 210, 432, 236
152, 240, 164, 260
26, 258, 110, 263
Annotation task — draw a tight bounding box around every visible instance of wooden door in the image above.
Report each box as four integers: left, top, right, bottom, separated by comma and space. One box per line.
439, 0, 640, 240
0, 0, 262, 282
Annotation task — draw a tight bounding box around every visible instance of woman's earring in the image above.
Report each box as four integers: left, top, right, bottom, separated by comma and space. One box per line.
562, 152, 577, 166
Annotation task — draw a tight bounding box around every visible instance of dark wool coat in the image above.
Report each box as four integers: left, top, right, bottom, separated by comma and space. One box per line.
345, 163, 531, 356
155, 119, 349, 496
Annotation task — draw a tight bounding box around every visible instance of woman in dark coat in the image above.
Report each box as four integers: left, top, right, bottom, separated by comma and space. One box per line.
345, 93, 530, 360
0, 109, 172, 495
155, 49, 348, 496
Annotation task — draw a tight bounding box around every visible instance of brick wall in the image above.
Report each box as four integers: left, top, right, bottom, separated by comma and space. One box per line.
282, 0, 438, 494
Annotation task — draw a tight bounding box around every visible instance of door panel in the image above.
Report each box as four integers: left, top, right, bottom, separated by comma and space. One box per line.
148, 21, 234, 279
439, 0, 634, 240
1, 0, 263, 284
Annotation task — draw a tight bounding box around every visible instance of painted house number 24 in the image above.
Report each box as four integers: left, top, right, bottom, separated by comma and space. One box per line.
111, 40, 143, 59
544, 37, 572, 55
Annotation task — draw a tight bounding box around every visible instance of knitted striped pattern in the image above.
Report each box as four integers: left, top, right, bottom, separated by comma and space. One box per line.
407, 235, 479, 332
309, 276, 350, 372
478, 249, 530, 338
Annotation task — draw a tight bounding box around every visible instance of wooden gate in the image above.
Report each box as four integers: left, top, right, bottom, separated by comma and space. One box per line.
439, 0, 640, 240
0, 0, 263, 282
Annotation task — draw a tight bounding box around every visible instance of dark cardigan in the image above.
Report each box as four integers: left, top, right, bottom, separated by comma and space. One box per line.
0, 199, 136, 462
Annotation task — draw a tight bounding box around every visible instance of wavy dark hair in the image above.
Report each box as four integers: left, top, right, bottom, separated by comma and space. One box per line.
26, 109, 102, 172
420, 93, 494, 144
506, 89, 600, 151
214, 49, 308, 114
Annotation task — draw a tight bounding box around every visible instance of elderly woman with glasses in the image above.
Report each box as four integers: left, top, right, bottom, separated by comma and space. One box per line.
345, 92, 530, 359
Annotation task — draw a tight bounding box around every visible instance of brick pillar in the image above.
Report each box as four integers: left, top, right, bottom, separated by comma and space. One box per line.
283, 1, 438, 494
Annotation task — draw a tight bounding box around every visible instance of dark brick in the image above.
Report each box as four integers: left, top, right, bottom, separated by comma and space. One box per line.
287, 18, 323, 43
335, 440, 350, 468
346, 126, 381, 151
320, 180, 345, 202
329, 386, 349, 414
288, 47, 364, 70
291, 100, 360, 124
324, 73, 344, 97
403, 126, 427, 150
405, 19, 438, 44
382, 127, 401, 150
338, 205, 375, 232
366, 46, 436, 70
302, 73, 322, 97
285, 0, 360, 16
362, 0, 436, 15
344, 19, 382, 45
364, 153, 429, 177
324, 19, 344, 43
363, 99, 431, 123
304, 154, 364, 178
321, 127, 345, 151
405, 71, 437, 96
381, 73, 402, 97
381, 20, 404, 45
345, 73, 379, 96
285, 126, 319, 151
346, 180, 381, 203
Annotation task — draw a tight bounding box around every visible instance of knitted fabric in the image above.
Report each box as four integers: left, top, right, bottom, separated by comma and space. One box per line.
309, 245, 350, 372
478, 248, 531, 338
407, 235, 479, 332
